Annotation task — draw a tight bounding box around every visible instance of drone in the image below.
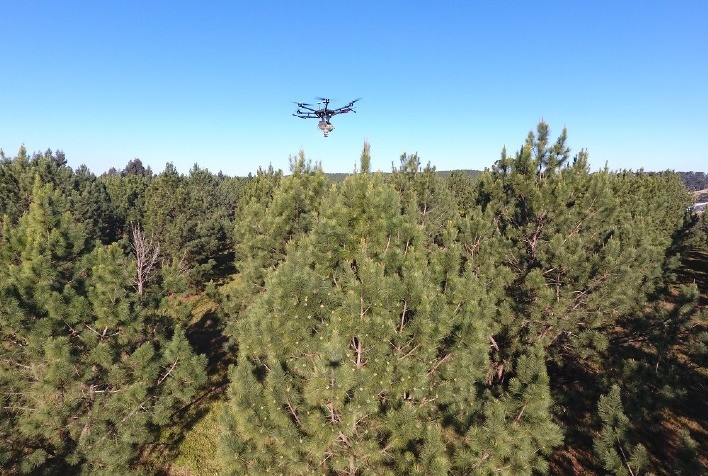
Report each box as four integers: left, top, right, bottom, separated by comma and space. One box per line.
293, 97, 360, 137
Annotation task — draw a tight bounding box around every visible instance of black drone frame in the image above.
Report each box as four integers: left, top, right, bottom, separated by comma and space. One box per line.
293, 98, 360, 136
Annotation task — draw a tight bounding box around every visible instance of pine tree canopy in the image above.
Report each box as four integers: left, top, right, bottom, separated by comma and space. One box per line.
0, 179, 206, 474
220, 171, 560, 475
1, 124, 703, 475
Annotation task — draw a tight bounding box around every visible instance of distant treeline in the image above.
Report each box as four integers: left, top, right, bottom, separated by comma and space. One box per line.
331, 169, 706, 191
0, 126, 706, 475
104, 154, 708, 192
679, 171, 708, 191
325, 169, 483, 184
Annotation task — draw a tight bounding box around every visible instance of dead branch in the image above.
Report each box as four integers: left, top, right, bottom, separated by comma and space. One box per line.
427, 353, 452, 376
157, 358, 179, 385
286, 400, 302, 427
130, 223, 160, 298
399, 300, 408, 334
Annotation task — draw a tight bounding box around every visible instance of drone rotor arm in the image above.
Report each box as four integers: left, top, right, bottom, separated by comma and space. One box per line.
297, 104, 318, 113
330, 106, 354, 115
329, 98, 360, 114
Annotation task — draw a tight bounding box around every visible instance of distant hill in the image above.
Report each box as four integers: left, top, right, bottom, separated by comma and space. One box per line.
322, 171, 707, 191
324, 169, 483, 184
323, 172, 349, 184
679, 171, 708, 191
694, 189, 708, 202
435, 169, 484, 180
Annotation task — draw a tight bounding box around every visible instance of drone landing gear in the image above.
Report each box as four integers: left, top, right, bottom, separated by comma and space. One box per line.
318, 120, 334, 137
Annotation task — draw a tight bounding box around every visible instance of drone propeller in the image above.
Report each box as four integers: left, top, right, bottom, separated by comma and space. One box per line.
292, 97, 359, 136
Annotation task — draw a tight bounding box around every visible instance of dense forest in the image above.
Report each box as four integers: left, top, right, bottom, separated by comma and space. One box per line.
679, 172, 708, 192
1, 123, 706, 475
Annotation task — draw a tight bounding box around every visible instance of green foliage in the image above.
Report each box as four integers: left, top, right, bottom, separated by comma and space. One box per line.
444, 169, 478, 214
683, 211, 708, 252
475, 124, 690, 371
121, 158, 152, 177
644, 284, 702, 371
678, 171, 708, 191
0, 181, 206, 474
359, 141, 371, 174
0, 126, 702, 475
239, 163, 283, 205
221, 152, 327, 315
602, 282, 707, 475
173, 402, 225, 476
674, 430, 703, 476
100, 167, 152, 232
142, 163, 233, 284
70, 164, 121, 244
0, 148, 119, 244
461, 344, 563, 475
388, 152, 458, 244
220, 172, 557, 474
593, 386, 653, 476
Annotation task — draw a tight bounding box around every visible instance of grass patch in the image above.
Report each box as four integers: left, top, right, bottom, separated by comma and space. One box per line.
169, 401, 225, 476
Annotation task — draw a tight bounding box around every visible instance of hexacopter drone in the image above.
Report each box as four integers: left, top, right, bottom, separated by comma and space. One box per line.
293, 97, 360, 137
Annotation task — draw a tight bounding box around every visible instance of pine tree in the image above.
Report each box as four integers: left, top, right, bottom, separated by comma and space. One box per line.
0, 152, 23, 222
70, 164, 120, 244
143, 163, 189, 256
0, 178, 88, 472
388, 152, 458, 247
0, 147, 76, 227
142, 162, 234, 284
239, 164, 283, 206
360, 141, 372, 174
461, 344, 562, 475
184, 164, 233, 266
475, 123, 688, 369
593, 386, 653, 476
683, 211, 708, 252
0, 179, 206, 473
122, 158, 151, 177
100, 165, 152, 234
221, 152, 327, 316
219, 170, 558, 474
444, 170, 478, 215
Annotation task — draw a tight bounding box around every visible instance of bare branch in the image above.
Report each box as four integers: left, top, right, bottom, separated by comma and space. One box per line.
427, 353, 452, 376
130, 224, 160, 298
157, 358, 179, 385
488, 335, 500, 352
286, 400, 302, 427
399, 300, 408, 334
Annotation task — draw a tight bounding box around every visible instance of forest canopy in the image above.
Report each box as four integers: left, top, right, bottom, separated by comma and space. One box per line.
0, 124, 705, 475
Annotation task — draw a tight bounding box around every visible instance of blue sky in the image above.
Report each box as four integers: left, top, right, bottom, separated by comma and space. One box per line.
1, 1, 706, 176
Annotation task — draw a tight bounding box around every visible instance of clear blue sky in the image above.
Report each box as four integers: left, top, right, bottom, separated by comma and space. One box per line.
2, 1, 706, 176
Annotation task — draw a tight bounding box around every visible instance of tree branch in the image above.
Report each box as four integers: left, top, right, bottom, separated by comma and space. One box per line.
157, 358, 179, 386
427, 353, 452, 376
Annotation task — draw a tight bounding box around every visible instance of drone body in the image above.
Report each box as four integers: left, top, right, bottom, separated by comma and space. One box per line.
293, 97, 360, 137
